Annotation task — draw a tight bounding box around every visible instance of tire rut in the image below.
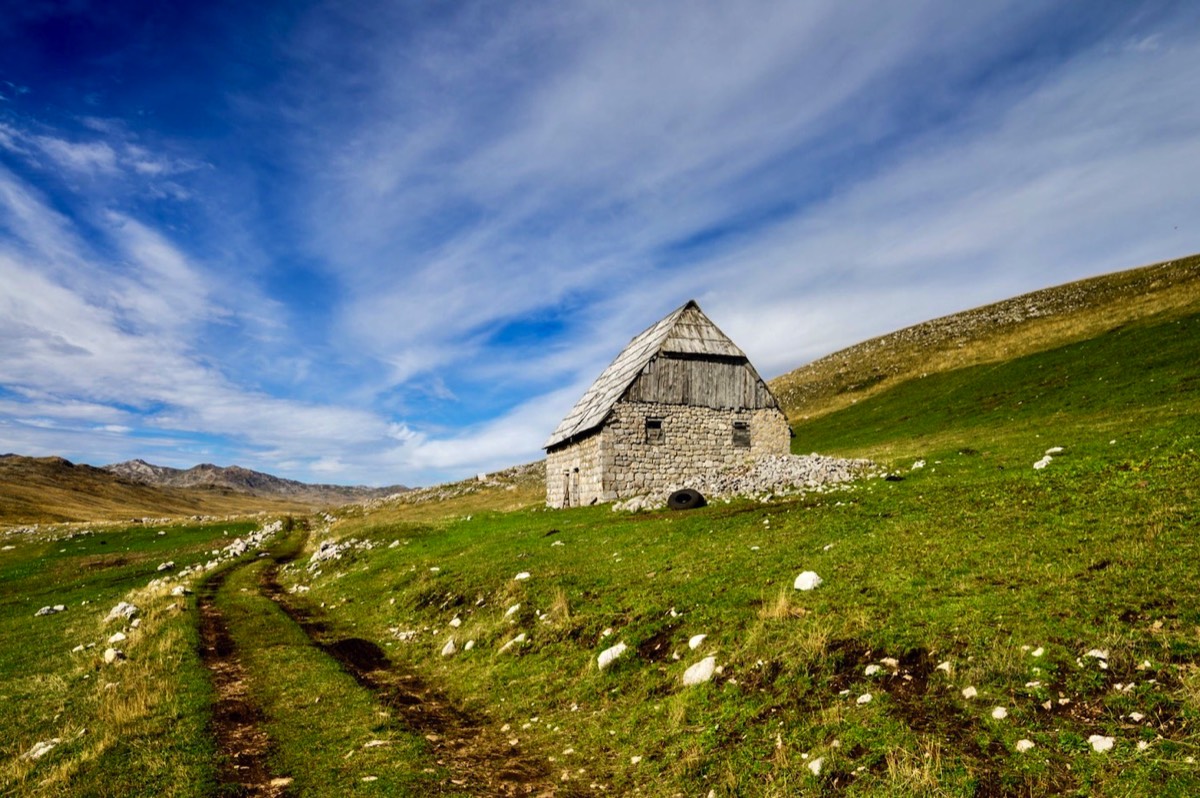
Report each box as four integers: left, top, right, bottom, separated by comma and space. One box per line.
198, 568, 292, 797
260, 560, 577, 797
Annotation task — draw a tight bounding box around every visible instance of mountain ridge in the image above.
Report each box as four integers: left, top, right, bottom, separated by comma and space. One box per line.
102, 458, 409, 502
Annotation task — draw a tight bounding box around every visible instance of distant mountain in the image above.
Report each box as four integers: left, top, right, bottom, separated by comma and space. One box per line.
0, 454, 312, 524
102, 459, 408, 504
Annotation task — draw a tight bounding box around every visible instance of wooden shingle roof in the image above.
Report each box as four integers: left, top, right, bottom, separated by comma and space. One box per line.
544, 300, 747, 450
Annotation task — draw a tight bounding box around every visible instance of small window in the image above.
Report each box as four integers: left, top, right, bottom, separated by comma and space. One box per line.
732, 420, 751, 448
645, 417, 664, 444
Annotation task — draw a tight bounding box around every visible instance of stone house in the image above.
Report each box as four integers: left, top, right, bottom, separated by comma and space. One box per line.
544, 300, 790, 507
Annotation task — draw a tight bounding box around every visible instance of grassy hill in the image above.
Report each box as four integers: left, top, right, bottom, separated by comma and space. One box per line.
770, 253, 1200, 423
2, 255, 1198, 796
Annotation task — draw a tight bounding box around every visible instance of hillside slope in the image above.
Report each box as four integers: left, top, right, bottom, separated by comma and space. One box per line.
770, 253, 1200, 421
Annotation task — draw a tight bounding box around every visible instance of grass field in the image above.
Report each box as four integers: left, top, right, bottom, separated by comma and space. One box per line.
2, 264, 1197, 796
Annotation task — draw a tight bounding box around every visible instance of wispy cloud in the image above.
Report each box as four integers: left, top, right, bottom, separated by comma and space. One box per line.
1, 1, 1198, 485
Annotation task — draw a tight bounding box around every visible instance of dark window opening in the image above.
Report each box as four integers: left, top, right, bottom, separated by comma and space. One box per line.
732, 420, 751, 448
645, 417, 664, 444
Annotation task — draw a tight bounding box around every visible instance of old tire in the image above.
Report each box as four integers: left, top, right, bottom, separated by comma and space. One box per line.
667, 489, 706, 511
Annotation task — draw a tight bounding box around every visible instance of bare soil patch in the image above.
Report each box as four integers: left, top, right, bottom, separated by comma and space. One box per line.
198, 570, 291, 797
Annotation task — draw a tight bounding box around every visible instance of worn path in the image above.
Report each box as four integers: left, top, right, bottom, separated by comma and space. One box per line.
197, 569, 292, 797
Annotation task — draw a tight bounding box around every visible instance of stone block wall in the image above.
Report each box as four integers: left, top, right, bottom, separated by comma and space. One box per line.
545, 430, 606, 508
602, 401, 790, 499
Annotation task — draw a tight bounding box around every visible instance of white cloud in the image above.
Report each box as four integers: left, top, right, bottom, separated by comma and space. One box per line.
34, 136, 119, 175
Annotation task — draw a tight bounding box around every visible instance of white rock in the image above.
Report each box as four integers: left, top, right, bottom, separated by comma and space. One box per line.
23, 738, 61, 760
35, 605, 66, 617
1088, 735, 1114, 752
864, 664, 882, 676
682, 656, 717, 686
793, 571, 823, 591
880, 657, 899, 668
499, 633, 527, 653
156, 561, 174, 571
911, 460, 926, 470
630, 755, 642, 764
449, 617, 462, 628
1084, 649, 1109, 660
441, 639, 457, 657
856, 693, 872, 704
108, 632, 127, 644
505, 604, 520, 618
598, 642, 628, 670
1045, 447, 1064, 455
1015, 739, 1035, 753
1128, 712, 1145, 722
1033, 456, 1052, 470
807, 756, 824, 775
464, 640, 475, 651
991, 706, 1008, 720
103, 647, 124, 664
514, 572, 531, 581
105, 602, 138, 622
1137, 740, 1150, 751
936, 661, 951, 673
170, 585, 192, 597
688, 634, 707, 650
1031, 646, 1044, 657
962, 686, 977, 699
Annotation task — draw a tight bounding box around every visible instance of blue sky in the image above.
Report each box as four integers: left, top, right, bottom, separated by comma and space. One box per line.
2, 1, 1198, 487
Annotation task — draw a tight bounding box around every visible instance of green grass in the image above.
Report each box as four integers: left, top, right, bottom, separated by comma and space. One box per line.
0, 519, 264, 796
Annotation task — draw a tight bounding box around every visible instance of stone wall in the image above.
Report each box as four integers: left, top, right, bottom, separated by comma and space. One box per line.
545, 430, 606, 508
602, 401, 789, 499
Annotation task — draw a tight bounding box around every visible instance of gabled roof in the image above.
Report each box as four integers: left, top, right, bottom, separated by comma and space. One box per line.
544, 300, 747, 450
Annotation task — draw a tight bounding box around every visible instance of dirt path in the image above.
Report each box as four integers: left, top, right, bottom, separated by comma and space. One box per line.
197, 569, 292, 797
259, 561, 573, 797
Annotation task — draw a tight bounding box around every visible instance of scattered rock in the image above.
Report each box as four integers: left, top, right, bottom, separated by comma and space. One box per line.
682, 656, 716, 686
156, 561, 175, 571
104, 602, 139, 623
514, 572, 531, 581
35, 605, 66, 617
22, 738, 61, 760
793, 571, 823, 591
103, 647, 125, 664
807, 756, 824, 776
1088, 735, 1114, 753
991, 706, 1008, 720
688, 634, 707, 650
499, 633, 527, 653
856, 693, 873, 705
1015, 739, 1035, 753
441, 639, 457, 657
170, 585, 192, 597
962, 686, 978, 699
108, 632, 127, 645
597, 642, 628, 670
